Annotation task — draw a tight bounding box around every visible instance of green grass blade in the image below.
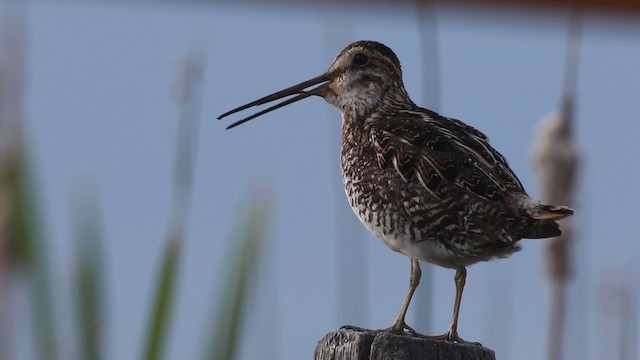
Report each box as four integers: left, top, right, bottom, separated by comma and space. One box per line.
208, 192, 271, 360
73, 189, 105, 360
143, 233, 182, 360
5, 141, 57, 360
143, 52, 204, 360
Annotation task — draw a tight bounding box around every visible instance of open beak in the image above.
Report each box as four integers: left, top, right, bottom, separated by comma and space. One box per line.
217, 73, 330, 130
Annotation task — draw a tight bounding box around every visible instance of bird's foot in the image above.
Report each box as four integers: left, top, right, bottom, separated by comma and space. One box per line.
341, 324, 482, 346
340, 324, 378, 334
383, 319, 418, 336
418, 330, 482, 346
340, 321, 418, 337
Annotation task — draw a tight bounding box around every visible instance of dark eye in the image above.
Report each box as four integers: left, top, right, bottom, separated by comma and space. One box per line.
353, 53, 369, 66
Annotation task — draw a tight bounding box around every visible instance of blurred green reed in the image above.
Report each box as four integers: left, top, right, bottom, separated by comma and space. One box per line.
143, 232, 182, 360
143, 53, 204, 360
208, 193, 270, 360
72, 189, 105, 360
0, 44, 271, 360
3, 139, 58, 360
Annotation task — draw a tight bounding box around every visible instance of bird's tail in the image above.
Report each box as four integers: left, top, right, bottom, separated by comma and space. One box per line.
532, 205, 574, 221
526, 204, 574, 239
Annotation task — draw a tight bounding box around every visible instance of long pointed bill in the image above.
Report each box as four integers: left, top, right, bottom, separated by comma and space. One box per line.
218, 73, 329, 130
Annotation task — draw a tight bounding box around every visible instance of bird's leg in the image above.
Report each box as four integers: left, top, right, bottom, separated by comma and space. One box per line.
341, 259, 422, 336
421, 267, 479, 345
342, 258, 421, 336
447, 267, 466, 342
385, 258, 421, 336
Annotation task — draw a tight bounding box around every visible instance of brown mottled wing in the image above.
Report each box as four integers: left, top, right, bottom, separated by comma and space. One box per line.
370, 108, 525, 204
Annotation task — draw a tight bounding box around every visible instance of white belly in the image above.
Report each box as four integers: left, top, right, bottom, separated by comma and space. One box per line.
346, 191, 461, 269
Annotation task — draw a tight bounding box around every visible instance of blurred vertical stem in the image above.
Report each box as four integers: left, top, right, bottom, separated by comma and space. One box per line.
6, 135, 57, 360
532, 8, 581, 360
208, 191, 271, 360
73, 188, 105, 360
142, 51, 205, 360
0, 155, 12, 360
1, 3, 57, 360
143, 233, 181, 360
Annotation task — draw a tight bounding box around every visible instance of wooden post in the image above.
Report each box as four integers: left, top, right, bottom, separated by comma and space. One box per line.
314, 330, 496, 360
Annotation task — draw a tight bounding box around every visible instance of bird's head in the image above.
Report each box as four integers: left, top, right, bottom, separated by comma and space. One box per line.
218, 40, 409, 129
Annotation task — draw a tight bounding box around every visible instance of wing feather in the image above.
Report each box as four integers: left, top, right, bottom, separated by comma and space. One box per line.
370, 107, 525, 203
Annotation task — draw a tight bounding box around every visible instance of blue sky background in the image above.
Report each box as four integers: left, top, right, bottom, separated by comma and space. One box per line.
9, 1, 640, 359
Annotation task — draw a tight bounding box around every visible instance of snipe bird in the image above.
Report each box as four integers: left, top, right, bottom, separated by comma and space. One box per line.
218, 40, 573, 343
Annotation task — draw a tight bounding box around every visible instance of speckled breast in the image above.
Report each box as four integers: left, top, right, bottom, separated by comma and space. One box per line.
339, 138, 467, 268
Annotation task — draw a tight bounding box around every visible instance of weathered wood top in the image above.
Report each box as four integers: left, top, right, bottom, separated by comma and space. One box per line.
314, 330, 496, 360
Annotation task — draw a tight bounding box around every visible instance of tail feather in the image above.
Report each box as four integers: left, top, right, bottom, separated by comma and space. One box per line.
532, 205, 574, 221
529, 221, 562, 239
523, 204, 573, 239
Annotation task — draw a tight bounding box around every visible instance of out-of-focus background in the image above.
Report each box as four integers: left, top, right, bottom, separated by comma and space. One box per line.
1, 1, 639, 360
